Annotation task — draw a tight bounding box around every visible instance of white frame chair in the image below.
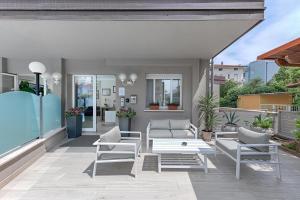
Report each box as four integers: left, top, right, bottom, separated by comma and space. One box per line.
215, 131, 281, 180
92, 130, 142, 178
146, 122, 198, 151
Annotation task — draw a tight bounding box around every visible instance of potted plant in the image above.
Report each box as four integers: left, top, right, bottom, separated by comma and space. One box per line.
250, 114, 273, 134
117, 108, 136, 134
198, 95, 218, 141
222, 111, 240, 132
149, 102, 160, 110
65, 107, 83, 138
167, 103, 179, 110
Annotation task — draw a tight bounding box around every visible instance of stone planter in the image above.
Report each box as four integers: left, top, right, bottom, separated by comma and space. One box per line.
221, 124, 238, 132
66, 115, 82, 138
202, 130, 212, 141
118, 117, 132, 136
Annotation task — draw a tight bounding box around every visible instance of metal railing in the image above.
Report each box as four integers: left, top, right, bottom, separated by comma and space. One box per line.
260, 104, 300, 112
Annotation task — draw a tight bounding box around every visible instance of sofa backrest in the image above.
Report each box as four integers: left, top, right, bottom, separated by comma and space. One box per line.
238, 127, 269, 152
170, 119, 190, 130
150, 120, 170, 130
100, 126, 121, 150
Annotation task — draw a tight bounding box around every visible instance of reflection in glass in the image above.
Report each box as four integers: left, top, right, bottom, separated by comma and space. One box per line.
0, 74, 15, 94
74, 76, 94, 129
172, 79, 180, 105
155, 79, 171, 106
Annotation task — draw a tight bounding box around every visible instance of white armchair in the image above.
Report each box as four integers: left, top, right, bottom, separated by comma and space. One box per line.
92, 127, 141, 178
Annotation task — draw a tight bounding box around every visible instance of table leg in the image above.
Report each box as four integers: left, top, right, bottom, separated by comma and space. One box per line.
204, 155, 208, 174
158, 154, 161, 173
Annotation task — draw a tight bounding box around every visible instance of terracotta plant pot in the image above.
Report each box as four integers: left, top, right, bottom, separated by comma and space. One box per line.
167, 105, 178, 110
202, 130, 212, 141
150, 105, 159, 110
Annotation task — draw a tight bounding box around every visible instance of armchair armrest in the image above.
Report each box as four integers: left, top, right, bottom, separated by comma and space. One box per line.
120, 131, 142, 140
189, 123, 198, 139
93, 139, 137, 154
239, 142, 280, 148
215, 131, 238, 140
93, 139, 136, 147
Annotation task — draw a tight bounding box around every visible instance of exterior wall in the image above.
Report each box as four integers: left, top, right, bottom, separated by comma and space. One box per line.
238, 93, 293, 110
214, 66, 246, 83
65, 59, 207, 132
237, 95, 261, 110
278, 111, 299, 139
3, 57, 208, 133
245, 60, 279, 83
260, 94, 293, 105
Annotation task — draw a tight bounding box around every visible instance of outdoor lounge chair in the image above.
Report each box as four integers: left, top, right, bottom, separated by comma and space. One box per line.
215, 127, 281, 180
92, 126, 141, 178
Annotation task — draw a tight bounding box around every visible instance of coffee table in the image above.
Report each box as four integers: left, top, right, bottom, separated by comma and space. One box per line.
152, 139, 215, 173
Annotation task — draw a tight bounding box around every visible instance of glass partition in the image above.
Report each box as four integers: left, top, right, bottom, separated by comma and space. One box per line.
42, 94, 61, 135
0, 91, 40, 156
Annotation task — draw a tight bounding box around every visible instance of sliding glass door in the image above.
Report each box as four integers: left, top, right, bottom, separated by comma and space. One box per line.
72, 75, 96, 132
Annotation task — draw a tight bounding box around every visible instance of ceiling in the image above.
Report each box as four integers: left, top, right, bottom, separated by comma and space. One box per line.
0, 20, 258, 60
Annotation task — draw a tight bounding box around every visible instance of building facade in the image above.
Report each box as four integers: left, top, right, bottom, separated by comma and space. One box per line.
245, 60, 279, 83
214, 63, 247, 84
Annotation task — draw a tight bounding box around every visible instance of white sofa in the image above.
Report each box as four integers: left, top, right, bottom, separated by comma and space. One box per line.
146, 119, 198, 150
215, 127, 281, 180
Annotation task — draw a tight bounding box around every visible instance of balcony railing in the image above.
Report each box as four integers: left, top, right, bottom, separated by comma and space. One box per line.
260, 104, 300, 112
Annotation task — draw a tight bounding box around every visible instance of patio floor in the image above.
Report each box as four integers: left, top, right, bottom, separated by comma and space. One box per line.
0, 136, 300, 200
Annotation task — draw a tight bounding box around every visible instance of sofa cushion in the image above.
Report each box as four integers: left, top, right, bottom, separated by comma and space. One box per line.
171, 130, 195, 138
170, 119, 190, 130
150, 120, 170, 130
216, 138, 271, 161
238, 127, 269, 152
149, 130, 172, 138
100, 126, 121, 150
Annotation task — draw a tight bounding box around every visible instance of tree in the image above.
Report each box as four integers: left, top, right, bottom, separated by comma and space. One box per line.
220, 79, 238, 97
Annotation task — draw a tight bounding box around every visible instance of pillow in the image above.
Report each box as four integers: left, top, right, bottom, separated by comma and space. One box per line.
100, 126, 121, 150
238, 127, 269, 152
150, 120, 170, 130
170, 119, 190, 130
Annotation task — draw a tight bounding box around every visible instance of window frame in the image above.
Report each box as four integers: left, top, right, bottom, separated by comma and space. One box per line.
146, 74, 183, 109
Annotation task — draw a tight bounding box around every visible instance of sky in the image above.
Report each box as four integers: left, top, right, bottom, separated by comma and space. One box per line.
214, 0, 300, 65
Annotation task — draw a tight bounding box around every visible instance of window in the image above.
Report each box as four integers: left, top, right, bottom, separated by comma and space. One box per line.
218, 68, 223, 71
146, 74, 182, 108
227, 74, 230, 79
234, 68, 238, 71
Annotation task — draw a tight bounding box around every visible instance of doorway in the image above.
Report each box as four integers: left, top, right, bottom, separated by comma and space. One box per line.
96, 75, 117, 133
72, 75, 116, 133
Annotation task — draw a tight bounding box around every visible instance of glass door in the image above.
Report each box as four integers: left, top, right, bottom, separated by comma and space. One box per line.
72, 75, 96, 132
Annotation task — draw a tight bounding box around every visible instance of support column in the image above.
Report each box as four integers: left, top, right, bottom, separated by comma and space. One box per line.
192, 59, 210, 127
210, 59, 214, 96
0, 57, 8, 93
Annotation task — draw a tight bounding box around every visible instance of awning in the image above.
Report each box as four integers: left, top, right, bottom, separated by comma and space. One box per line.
257, 37, 300, 67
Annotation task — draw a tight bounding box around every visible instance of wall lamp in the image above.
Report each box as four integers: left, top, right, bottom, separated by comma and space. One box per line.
118, 73, 137, 86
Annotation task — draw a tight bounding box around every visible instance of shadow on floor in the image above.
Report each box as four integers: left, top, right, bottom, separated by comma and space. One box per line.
142, 155, 158, 171
83, 161, 135, 178
59, 135, 99, 153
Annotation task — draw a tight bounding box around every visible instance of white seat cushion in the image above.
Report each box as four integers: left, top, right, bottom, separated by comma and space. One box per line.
149, 130, 172, 138
170, 119, 190, 130
171, 130, 195, 138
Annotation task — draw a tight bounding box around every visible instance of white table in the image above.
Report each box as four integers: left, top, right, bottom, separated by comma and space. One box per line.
152, 139, 215, 173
